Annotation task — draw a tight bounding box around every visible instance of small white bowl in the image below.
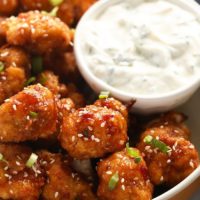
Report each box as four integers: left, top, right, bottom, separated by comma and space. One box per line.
74, 0, 200, 114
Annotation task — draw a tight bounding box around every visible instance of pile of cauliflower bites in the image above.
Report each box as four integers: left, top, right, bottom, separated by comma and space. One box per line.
0, 1, 199, 200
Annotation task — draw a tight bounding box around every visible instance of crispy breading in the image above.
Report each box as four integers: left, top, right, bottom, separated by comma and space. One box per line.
0, 144, 45, 200
137, 112, 199, 186
20, 0, 52, 12
0, 84, 57, 142
94, 97, 128, 120
59, 104, 128, 159
0, 11, 72, 55
37, 70, 68, 98
97, 148, 153, 200
146, 111, 190, 139
0, 46, 30, 104
0, 0, 19, 16
38, 151, 97, 200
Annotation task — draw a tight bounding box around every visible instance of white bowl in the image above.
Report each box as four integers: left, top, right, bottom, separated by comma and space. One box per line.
74, 0, 200, 114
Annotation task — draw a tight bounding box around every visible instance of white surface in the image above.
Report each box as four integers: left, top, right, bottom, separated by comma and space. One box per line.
74, 0, 200, 114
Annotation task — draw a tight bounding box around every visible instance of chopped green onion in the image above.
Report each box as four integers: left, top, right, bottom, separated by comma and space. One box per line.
24, 77, 36, 86
0, 153, 8, 163
126, 143, 141, 163
49, 0, 63, 6
29, 111, 38, 118
144, 135, 170, 153
108, 173, 119, 191
99, 91, 110, 99
0, 62, 4, 73
144, 135, 153, 143
0, 153, 3, 161
31, 56, 43, 74
26, 153, 38, 168
39, 73, 47, 85
49, 6, 59, 17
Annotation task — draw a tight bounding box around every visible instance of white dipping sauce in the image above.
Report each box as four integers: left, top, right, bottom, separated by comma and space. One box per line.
81, 0, 200, 96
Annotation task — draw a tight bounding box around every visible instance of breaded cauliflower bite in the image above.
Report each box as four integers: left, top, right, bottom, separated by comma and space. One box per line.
37, 70, 68, 98
0, 144, 45, 200
97, 148, 153, 200
38, 151, 97, 200
0, 46, 30, 104
0, 11, 72, 54
137, 113, 199, 186
146, 112, 190, 140
59, 104, 128, 159
94, 97, 128, 120
0, 0, 19, 16
20, 0, 53, 12
44, 51, 81, 84
57, 98, 75, 120
0, 84, 57, 142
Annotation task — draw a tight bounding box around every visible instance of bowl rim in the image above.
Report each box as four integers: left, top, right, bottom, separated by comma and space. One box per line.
74, 0, 200, 102
154, 166, 200, 200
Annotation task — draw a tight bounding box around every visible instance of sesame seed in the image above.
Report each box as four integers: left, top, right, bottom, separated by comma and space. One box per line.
12, 104, 17, 111
16, 161, 20, 166
121, 185, 125, 191
150, 130, 155, 134
78, 134, 83, 138
189, 144, 194, 149
189, 160, 194, 168
119, 140, 124, 145
160, 176, 164, 182
167, 159, 171, 164
71, 136, 75, 142
94, 138, 100, 143
54, 192, 59, 198
121, 178, 125, 183
100, 121, 106, 127
106, 171, 112, 175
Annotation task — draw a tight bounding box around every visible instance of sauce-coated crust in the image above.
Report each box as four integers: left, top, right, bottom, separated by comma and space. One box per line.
37, 70, 68, 98
97, 148, 153, 200
59, 105, 128, 159
38, 151, 97, 200
94, 97, 128, 120
0, 144, 45, 200
20, 0, 52, 12
19, 0, 97, 26
137, 113, 200, 186
0, 46, 30, 104
0, 11, 72, 54
0, 84, 57, 142
0, 0, 19, 16
146, 112, 190, 139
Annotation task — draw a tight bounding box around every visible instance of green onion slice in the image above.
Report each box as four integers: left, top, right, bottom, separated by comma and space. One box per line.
126, 143, 141, 163
0, 153, 8, 163
0, 62, 5, 73
99, 91, 110, 99
49, 0, 63, 6
108, 173, 119, 191
24, 77, 36, 86
39, 73, 47, 85
29, 111, 38, 118
49, 6, 59, 17
26, 153, 38, 168
0, 153, 3, 161
144, 135, 170, 153
31, 56, 43, 74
